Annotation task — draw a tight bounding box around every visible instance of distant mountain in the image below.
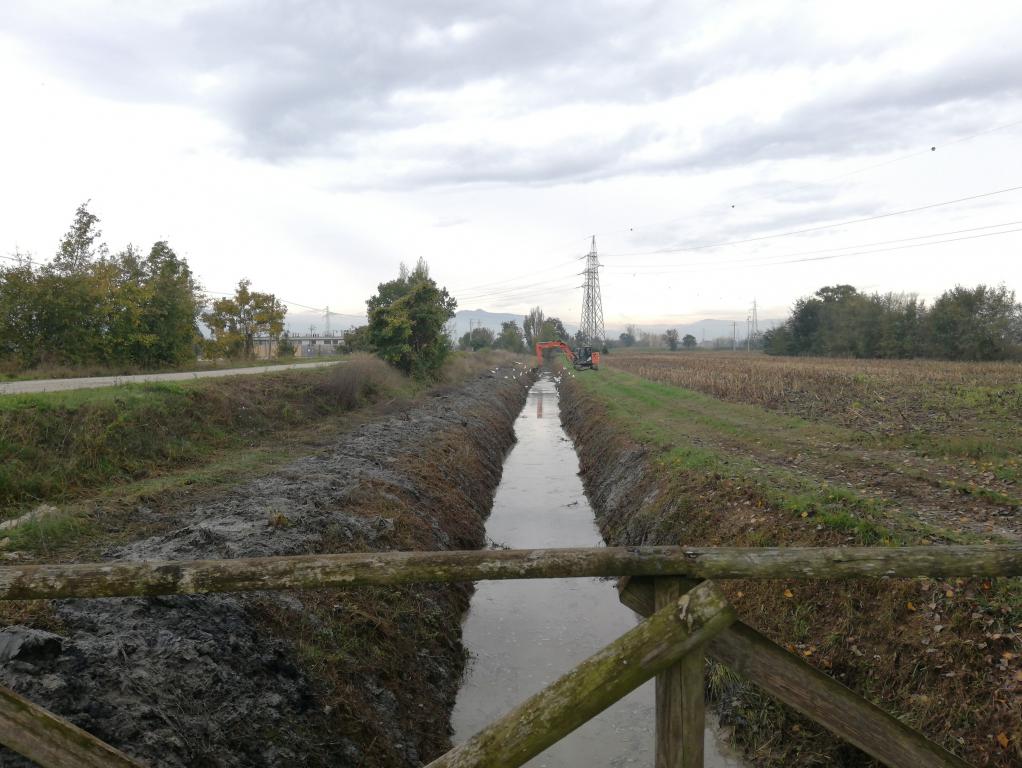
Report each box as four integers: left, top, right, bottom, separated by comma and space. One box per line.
283, 307, 780, 345
452, 309, 528, 337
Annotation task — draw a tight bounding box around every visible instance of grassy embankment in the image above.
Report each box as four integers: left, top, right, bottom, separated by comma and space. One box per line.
563, 354, 1021, 767
0, 350, 519, 556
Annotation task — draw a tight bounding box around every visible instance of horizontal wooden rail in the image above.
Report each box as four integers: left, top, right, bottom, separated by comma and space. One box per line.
0, 684, 145, 768
427, 580, 737, 768
619, 577, 971, 768
0, 545, 1018, 601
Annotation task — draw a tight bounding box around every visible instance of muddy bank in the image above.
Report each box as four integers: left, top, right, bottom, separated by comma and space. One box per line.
0, 363, 534, 767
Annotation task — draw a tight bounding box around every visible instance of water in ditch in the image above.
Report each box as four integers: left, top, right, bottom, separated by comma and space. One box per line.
451, 374, 742, 767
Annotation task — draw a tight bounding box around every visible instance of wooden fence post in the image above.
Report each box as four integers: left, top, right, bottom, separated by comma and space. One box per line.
655, 577, 705, 768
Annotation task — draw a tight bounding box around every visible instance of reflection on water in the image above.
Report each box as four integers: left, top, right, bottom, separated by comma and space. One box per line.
451, 375, 742, 767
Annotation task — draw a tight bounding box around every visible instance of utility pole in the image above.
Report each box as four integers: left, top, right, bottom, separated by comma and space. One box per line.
579, 236, 606, 349
732, 321, 736, 351
746, 315, 752, 352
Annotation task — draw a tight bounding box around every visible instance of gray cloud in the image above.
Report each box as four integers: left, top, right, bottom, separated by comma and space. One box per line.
4, 1, 1020, 187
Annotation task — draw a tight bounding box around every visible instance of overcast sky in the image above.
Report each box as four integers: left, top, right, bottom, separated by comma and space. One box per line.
1, 0, 1020, 332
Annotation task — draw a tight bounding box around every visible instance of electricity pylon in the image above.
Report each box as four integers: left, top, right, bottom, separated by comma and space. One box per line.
579, 236, 605, 348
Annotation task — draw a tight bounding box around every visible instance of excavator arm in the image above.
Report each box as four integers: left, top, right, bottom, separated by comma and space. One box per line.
535, 340, 575, 366
534, 340, 599, 370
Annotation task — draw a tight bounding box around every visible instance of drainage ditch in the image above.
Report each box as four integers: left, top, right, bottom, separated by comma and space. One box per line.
452, 373, 741, 766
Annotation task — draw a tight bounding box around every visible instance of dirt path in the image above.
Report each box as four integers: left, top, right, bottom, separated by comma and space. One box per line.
0, 360, 342, 395
0, 364, 534, 767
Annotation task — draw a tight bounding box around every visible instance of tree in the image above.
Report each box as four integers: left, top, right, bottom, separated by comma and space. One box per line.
367, 258, 456, 377
52, 201, 107, 275
133, 241, 203, 366
459, 326, 494, 351
202, 279, 286, 359
494, 320, 526, 352
0, 204, 204, 370
542, 317, 569, 342
663, 329, 679, 351
0, 254, 43, 367
618, 331, 636, 347
523, 306, 545, 348
682, 333, 697, 349
764, 282, 1021, 361
925, 284, 1021, 361
343, 324, 372, 352
277, 333, 296, 357
36, 202, 109, 364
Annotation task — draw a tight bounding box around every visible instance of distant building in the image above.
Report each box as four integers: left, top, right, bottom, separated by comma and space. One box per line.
252, 332, 344, 359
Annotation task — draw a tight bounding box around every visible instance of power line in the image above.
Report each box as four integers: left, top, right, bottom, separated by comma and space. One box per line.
455, 272, 582, 302
457, 285, 580, 308
595, 115, 1022, 239
458, 282, 581, 307
604, 224, 1022, 276
601, 183, 1022, 261
449, 256, 583, 294
603, 218, 1022, 274
770, 225, 1022, 268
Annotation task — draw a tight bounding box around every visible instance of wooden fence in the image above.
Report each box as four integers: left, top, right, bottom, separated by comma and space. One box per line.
1, 544, 1018, 767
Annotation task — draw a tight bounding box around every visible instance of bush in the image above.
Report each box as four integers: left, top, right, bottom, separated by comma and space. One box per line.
315, 354, 407, 409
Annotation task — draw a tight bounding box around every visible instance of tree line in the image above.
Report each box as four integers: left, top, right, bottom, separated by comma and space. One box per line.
617, 324, 697, 350
0, 203, 288, 370
453, 306, 578, 353
763, 284, 1021, 360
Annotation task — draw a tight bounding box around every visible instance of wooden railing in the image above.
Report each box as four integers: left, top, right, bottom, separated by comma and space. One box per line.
0, 544, 1019, 767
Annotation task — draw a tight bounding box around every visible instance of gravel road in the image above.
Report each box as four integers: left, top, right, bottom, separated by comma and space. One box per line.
0, 360, 343, 395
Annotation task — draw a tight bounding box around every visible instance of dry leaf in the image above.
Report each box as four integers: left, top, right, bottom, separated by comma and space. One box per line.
907, 601, 916, 612
945, 589, 954, 598
996, 732, 1009, 749
783, 588, 794, 598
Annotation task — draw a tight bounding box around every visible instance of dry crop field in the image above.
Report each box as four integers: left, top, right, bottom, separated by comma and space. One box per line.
609, 350, 1022, 497
608, 351, 1022, 432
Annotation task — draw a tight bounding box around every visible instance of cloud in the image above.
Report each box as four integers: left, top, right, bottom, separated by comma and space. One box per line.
4, 0, 1022, 189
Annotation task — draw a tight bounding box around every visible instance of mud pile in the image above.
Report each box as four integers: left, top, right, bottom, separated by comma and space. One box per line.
0, 364, 534, 767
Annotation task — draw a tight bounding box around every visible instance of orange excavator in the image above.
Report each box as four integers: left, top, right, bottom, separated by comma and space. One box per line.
534, 340, 600, 370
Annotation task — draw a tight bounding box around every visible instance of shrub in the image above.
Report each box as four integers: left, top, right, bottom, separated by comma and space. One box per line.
315, 354, 407, 409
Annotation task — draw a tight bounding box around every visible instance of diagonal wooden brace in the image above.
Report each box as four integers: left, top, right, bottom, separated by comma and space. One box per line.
619, 576, 971, 768
426, 580, 737, 768
0, 683, 146, 768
